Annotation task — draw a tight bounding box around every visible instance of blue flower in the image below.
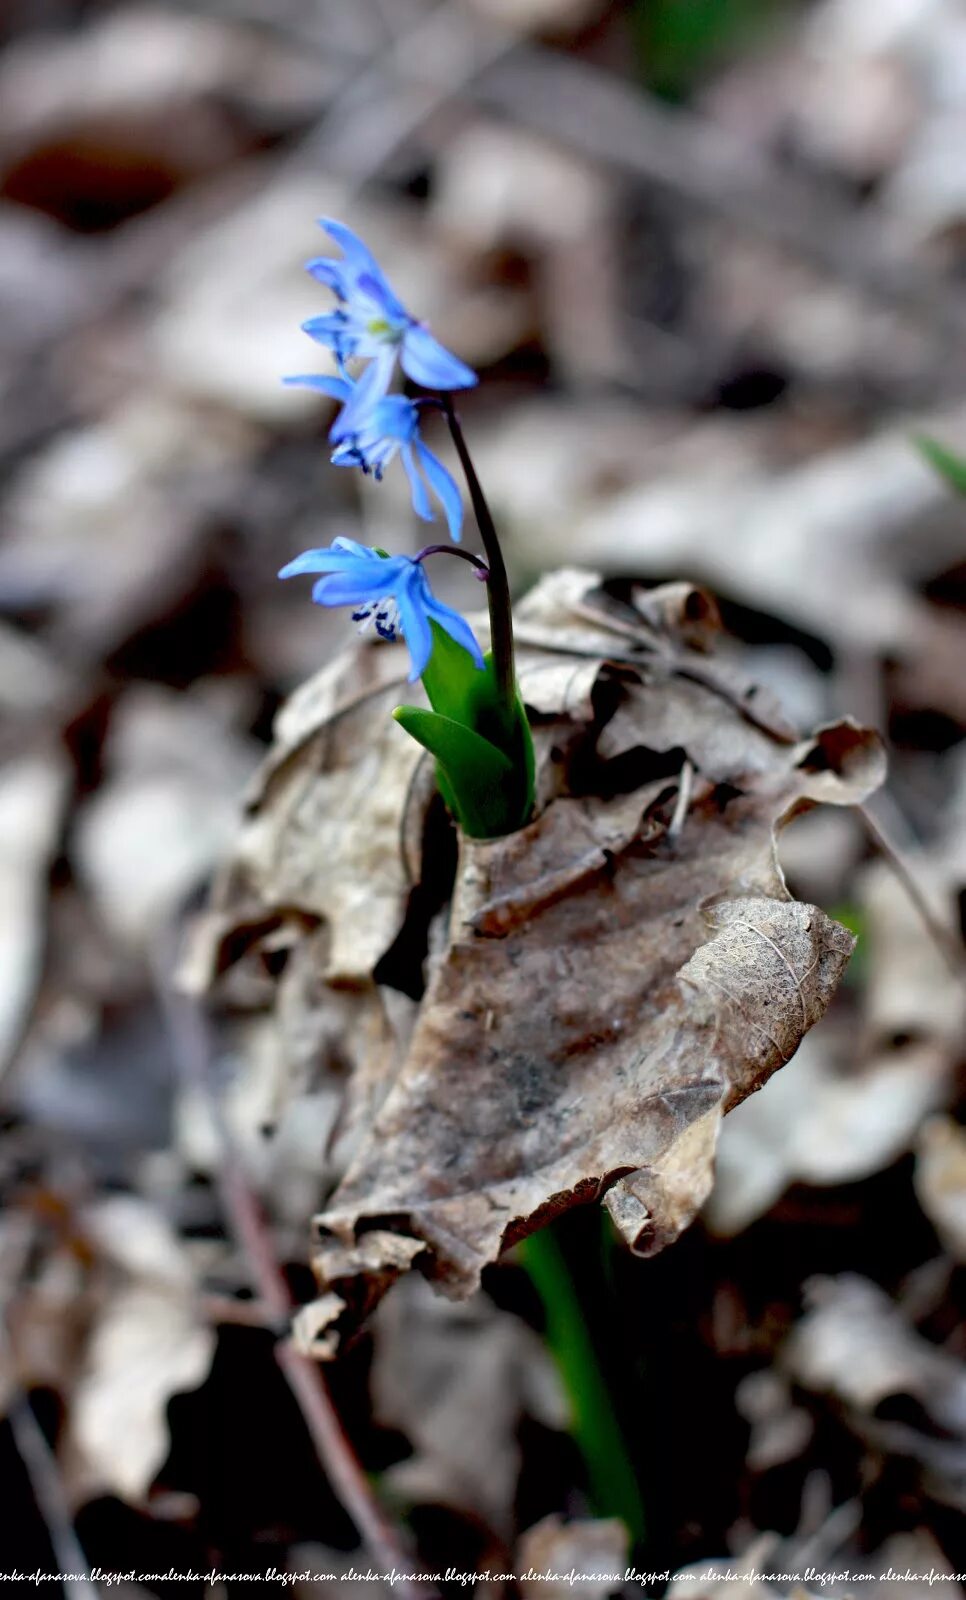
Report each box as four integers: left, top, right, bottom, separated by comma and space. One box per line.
301, 219, 478, 394
278, 538, 484, 682
285, 369, 464, 542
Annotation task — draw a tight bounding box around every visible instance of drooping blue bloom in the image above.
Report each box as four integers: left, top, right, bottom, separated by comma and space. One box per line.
278, 538, 484, 682
284, 370, 464, 542
301, 219, 478, 394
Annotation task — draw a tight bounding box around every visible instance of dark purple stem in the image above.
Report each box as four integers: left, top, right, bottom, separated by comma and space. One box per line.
414, 543, 490, 581
438, 394, 517, 707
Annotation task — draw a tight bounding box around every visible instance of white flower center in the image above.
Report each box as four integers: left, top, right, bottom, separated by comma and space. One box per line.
350, 597, 403, 642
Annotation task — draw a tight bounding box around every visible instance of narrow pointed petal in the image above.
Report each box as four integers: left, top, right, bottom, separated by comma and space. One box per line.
401, 445, 434, 523
328, 350, 397, 444
283, 374, 352, 402
400, 325, 478, 390
396, 571, 434, 681
318, 219, 385, 278
305, 258, 352, 299
278, 545, 375, 579
424, 594, 485, 670
310, 565, 401, 607
414, 441, 463, 542
301, 312, 351, 344
318, 221, 409, 322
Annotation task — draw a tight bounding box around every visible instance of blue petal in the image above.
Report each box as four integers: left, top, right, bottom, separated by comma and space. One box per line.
414, 441, 463, 542
328, 353, 396, 444
330, 537, 374, 557
400, 325, 478, 390
401, 445, 434, 522
283, 374, 352, 402
423, 593, 485, 670
318, 220, 409, 322
310, 564, 403, 607
305, 258, 352, 299
301, 312, 351, 346
355, 270, 409, 325
318, 219, 385, 278
396, 569, 434, 681
369, 395, 419, 444
278, 544, 376, 579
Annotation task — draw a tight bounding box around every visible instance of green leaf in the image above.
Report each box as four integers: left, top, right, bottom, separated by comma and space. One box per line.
916, 434, 966, 496
631, 0, 781, 100
417, 623, 537, 837
393, 706, 518, 838
419, 620, 485, 726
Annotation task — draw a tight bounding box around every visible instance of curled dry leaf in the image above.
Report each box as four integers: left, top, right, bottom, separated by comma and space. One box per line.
198, 569, 884, 1354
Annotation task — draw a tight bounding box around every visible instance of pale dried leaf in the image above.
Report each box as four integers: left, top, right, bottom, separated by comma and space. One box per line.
735, 1369, 815, 1473
69, 1282, 214, 1502
708, 1030, 950, 1235
860, 857, 965, 1049
0, 755, 70, 1071
784, 1274, 966, 1426
517, 1515, 628, 1599
371, 1275, 565, 1534
915, 1116, 966, 1262
66, 1197, 215, 1503
218, 652, 423, 985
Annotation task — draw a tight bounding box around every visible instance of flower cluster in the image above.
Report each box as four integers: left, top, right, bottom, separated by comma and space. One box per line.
280, 218, 482, 681
285, 219, 474, 545
278, 219, 535, 839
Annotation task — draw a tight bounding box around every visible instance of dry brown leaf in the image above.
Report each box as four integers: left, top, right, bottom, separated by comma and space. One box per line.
370, 1275, 565, 1535
707, 1027, 950, 1236
2, 1192, 215, 1505
76, 685, 257, 951
207, 643, 421, 987
735, 1369, 815, 1473
783, 1274, 966, 1507
0, 754, 70, 1073
914, 1116, 966, 1263
860, 856, 965, 1050
490, 415, 966, 650
517, 1515, 628, 1598
201, 570, 884, 1353
65, 1196, 215, 1504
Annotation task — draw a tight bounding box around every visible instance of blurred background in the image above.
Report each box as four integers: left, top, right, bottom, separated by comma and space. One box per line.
0, 0, 965, 1590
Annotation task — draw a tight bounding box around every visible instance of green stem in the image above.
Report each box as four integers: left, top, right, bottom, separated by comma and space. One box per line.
439, 393, 517, 712
520, 1227, 646, 1543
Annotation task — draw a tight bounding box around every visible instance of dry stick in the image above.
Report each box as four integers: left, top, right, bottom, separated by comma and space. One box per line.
856, 803, 966, 984
7, 1388, 94, 1600
152, 949, 432, 1600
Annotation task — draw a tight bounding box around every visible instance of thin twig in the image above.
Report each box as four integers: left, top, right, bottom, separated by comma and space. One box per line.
151, 943, 432, 1599
7, 1387, 94, 1600
856, 803, 966, 984
668, 758, 694, 842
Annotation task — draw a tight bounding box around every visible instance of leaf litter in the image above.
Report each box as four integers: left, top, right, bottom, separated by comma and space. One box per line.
199, 569, 884, 1354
